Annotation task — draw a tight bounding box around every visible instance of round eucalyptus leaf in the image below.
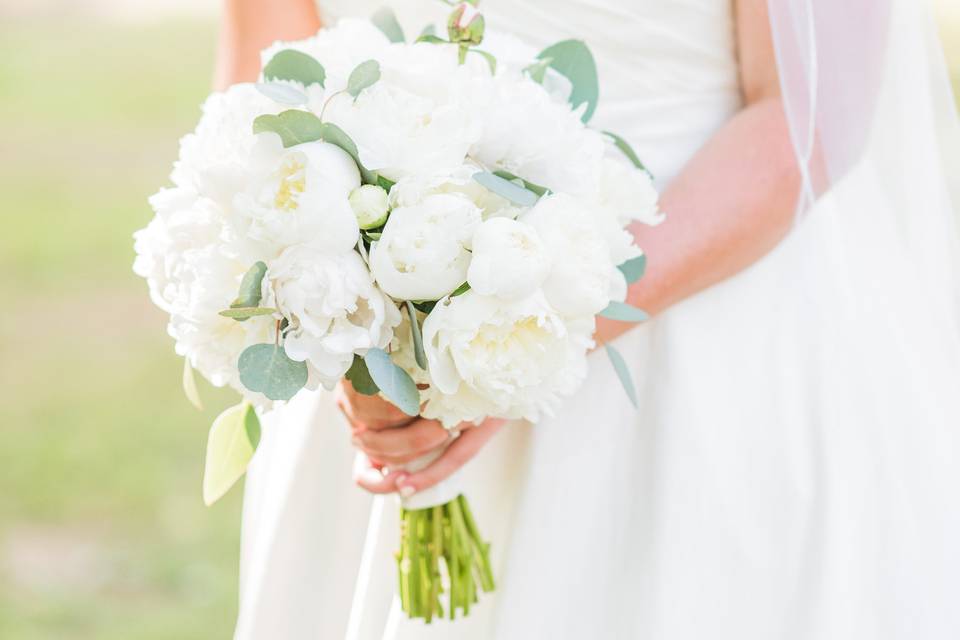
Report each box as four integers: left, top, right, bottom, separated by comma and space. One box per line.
252, 110, 324, 148
263, 49, 326, 88
536, 40, 599, 123
347, 60, 381, 99
363, 347, 420, 416
238, 343, 308, 401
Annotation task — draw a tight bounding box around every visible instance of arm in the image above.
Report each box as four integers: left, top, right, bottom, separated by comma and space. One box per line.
344, 0, 800, 497
598, 0, 798, 340
214, 0, 322, 89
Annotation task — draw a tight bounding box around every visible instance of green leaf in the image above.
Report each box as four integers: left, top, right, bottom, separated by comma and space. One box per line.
618, 255, 647, 284
371, 7, 405, 43
450, 282, 471, 297
523, 58, 551, 84
347, 59, 381, 100
202, 402, 261, 505
317, 122, 378, 185
377, 175, 396, 191
363, 347, 420, 416
412, 300, 437, 314
468, 49, 497, 74
416, 34, 448, 44
604, 344, 638, 409
182, 358, 203, 411
472, 171, 539, 207
418, 24, 437, 39
604, 131, 651, 175
238, 343, 308, 401
536, 40, 599, 123
262, 49, 326, 88
253, 110, 324, 148
255, 82, 307, 105
405, 302, 428, 370
345, 354, 380, 395
599, 301, 649, 323
491, 170, 549, 197
231, 261, 267, 308
219, 307, 277, 319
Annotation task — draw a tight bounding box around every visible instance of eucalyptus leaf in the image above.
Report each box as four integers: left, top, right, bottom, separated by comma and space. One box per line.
346, 354, 380, 395
492, 170, 549, 197
253, 110, 324, 148
219, 307, 278, 319
618, 255, 647, 284
405, 302, 428, 370
468, 49, 497, 74
363, 347, 420, 416
371, 7, 405, 43
599, 301, 650, 323
255, 82, 308, 106
202, 402, 261, 506
182, 358, 203, 411
238, 343, 308, 401
263, 49, 326, 87
231, 261, 267, 308
536, 40, 599, 123
523, 58, 551, 84
347, 59, 381, 100
472, 171, 539, 207
604, 131, 651, 175
317, 122, 378, 185
605, 344, 638, 409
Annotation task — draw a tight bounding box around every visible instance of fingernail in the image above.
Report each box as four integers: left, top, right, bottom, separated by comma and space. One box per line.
398, 483, 416, 498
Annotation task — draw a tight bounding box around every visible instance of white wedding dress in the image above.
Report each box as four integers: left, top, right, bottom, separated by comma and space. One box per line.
236, 1, 960, 638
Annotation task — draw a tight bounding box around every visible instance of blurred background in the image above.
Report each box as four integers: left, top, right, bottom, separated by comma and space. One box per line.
0, 1, 957, 638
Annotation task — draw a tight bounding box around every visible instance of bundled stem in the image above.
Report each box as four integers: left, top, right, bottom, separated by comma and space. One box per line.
395, 494, 495, 621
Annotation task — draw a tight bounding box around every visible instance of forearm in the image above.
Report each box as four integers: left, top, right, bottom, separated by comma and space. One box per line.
214, 0, 322, 89
598, 97, 799, 341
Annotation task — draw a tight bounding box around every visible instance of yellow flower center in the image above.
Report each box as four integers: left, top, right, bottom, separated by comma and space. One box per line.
274, 156, 306, 212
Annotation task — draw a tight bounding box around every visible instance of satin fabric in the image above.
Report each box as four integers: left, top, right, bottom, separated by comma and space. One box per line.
236, 1, 960, 638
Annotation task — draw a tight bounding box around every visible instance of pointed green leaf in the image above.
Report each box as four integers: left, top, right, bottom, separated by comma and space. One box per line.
599, 301, 649, 323
604, 131, 651, 175
605, 344, 638, 408
347, 59, 381, 99
219, 307, 278, 319
238, 343, 308, 401
371, 7, 406, 43
536, 40, 599, 123
450, 282, 471, 297
317, 122, 378, 185
202, 402, 261, 505
468, 49, 497, 74
363, 347, 420, 416
418, 24, 437, 39
182, 358, 203, 411
346, 354, 380, 395
618, 255, 647, 284
416, 34, 448, 44
491, 170, 549, 197
405, 302, 428, 370
473, 171, 539, 207
231, 261, 267, 308
523, 57, 551, 84
263, 49, 326, 87
253, 110, 324, 148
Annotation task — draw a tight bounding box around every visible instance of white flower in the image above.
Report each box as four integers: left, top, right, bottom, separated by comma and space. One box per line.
598, 157, 664, 227
233, 135, 361, 253
268, 245, 401, 387
421, 291, 593, 426
369, 193, 481, 301
467, 218, 551, 301
349, 184, 390, 229
323, 43, 491, 181
388, 163, 520, 220
470, 72, 605, 197
521, 194, 619, 317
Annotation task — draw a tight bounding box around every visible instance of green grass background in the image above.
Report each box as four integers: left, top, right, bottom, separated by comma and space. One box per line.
0, 6, 958, 639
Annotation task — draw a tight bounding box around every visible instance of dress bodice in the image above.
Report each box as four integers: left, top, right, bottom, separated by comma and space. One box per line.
316, 0, 742, 182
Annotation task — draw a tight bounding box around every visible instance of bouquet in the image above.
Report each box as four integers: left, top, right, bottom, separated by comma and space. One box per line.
133, 1, 662, 622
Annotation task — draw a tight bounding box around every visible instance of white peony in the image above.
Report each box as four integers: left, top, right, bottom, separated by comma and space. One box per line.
467, 217, 551, 301
388, 163, 520, 221
421, 291, 593, 427
233, 135, 361, 254
521, 194, 620, 317
268, 245, 401, 387
598, 157, 664, 227
369, 193, 481, 301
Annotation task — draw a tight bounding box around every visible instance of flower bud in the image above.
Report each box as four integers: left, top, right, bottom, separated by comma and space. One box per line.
349, 184, 390, 230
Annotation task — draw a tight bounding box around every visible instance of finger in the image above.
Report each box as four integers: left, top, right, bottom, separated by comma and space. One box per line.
396, 419, 505, 496
353, 418, 450, 462
352, 453, 408, 494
